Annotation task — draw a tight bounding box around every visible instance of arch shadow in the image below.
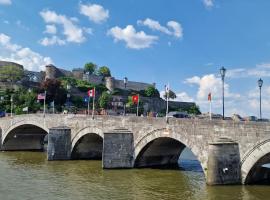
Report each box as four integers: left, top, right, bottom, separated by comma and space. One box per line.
134, 128, 205, 174
241, 138, 270, 184
2, 124, 48, 151
71, 127, 104, 160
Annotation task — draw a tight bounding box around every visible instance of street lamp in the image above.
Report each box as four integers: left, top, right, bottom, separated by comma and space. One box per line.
66, 83, 71, 112
10, 95, 13, 118
123, 77, 128, 115
220, 66, 226, 120
258, 78, 263, 120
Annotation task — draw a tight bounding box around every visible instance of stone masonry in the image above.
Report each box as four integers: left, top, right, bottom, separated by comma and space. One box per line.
1, 114, 270, 185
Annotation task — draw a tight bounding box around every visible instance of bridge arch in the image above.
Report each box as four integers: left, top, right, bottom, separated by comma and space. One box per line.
71, 127, 104, 160
3, 120, 48, 143
241, 138, 270, 184
134, 128, 205, 172
2, 121, 48, 151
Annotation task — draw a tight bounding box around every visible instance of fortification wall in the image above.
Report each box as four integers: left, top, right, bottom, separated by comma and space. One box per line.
106, 77, 153, 91
141, 97, 195, 112
83, 74, 103, 84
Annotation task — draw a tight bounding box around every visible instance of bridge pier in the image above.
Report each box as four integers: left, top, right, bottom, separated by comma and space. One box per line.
207, 138, 241, 185
102, 129, 134, 169
47, 127, 71, 161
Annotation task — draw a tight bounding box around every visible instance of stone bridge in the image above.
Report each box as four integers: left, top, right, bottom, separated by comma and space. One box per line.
0, 114, 270, 185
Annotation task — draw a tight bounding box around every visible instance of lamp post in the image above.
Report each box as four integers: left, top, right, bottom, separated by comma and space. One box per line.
258, 78, 263, 120
123, 77, 128, 116
10, 95, 13, 118
220, 67, 226, 120
67, 83, 71, 113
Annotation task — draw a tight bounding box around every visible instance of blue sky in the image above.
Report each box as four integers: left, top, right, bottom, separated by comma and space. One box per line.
1, 0, 270, 118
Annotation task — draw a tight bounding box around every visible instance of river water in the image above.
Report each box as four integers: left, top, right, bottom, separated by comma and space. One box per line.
0, 152, 269, 200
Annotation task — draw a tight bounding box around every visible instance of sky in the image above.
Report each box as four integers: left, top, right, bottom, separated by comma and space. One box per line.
0, 0, 270, 118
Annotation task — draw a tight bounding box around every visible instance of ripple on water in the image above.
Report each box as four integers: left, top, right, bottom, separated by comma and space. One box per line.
0, 152, 270, 200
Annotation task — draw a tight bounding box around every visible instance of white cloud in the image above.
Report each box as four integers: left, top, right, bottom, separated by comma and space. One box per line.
138, 18, 171, 35
0, 0, 11, 5
203, 0, 214, 9
175, 92, 194, 102
227, 63, 270, 78
185, 74, 240, 100
107, 25, 158, 49
183, 72, 270, 118
167, 21, 183, 38
0, 33, 53, 71
40, 9, 86, 44
39, 36, 66, 46
137, 18, 183, 38
80, 3, 109, 24
44, 24, 57, 34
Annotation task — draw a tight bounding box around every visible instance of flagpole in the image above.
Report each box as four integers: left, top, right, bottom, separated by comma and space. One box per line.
87, 97, 90, 115
10, 95, 13, 118
166, 84, 169, 123
43, 91, 46, 118
210, 100, 212, 120
137, 94, 139, 116
92, 87, 95, 119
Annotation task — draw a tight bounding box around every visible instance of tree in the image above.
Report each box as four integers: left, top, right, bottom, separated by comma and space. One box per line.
40, 79, 67, 106
84, 62, 97, 75
188, 105, 201, 115
98, 91, 112, 109
98, 66, 111, 77
145, 86, 160, 97
163, 90, 177, 99
0, 65, 24, 85
0, 88, 40, 114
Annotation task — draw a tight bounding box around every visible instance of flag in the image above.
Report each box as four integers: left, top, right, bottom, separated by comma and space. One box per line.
88, 88, 95, 97
208, 92, 212, 101
132, 95, 139, 104
37, 93, 46, 100
22, 107, 28, 112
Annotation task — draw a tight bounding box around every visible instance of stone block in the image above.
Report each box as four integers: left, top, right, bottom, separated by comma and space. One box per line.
103, 129, 134, 169
47, 127, 71, 161
207, 138, 241, 185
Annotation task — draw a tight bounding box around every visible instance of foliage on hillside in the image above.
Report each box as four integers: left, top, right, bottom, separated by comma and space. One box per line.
60, 77, 107, 94
0, 65, 24, 83
0, 88, 40, 114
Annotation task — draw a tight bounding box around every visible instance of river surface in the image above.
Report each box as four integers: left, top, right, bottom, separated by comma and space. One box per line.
0, 152, 270, 200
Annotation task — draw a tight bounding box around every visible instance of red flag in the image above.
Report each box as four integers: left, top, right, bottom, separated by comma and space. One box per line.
88, 88, 95, 97
132, 95, 139, 104
208, 92, 211, 101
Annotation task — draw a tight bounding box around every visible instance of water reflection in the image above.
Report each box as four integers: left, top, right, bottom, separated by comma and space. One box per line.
0, 152, 269, 200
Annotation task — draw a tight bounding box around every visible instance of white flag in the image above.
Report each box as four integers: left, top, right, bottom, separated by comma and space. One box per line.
22, 107, 28, 112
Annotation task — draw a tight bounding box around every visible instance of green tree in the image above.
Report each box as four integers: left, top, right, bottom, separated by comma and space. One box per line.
0, 65, 24, 85
0, 88, 40, 114
98, 66, 111, 77
98, 91, 112, 109
188, 105, 201, 115
163, 90, 177, 99
84, 62, 97, 75
144, 86, 160, 97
